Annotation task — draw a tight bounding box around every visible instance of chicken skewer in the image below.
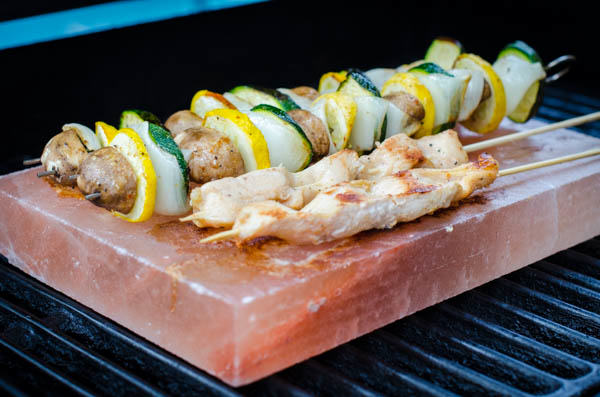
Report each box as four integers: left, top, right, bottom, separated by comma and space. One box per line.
181, 130, 465, 228
201, 153, 499, 244
202, 148, 600, 245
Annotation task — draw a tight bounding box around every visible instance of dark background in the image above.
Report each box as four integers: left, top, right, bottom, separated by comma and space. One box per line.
1, 0, 598, 174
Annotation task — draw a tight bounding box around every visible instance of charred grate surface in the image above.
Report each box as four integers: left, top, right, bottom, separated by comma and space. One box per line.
2, 89, 600, 396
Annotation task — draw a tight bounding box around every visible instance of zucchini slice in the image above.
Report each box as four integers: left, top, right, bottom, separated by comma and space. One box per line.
247, 104, 313, 172
131, 122, 190, 216
229, 85, 300, 111
119, 109, 162, 129
424, 37, 464, 70
493, 41, 546, 121
337, 69, 381, 98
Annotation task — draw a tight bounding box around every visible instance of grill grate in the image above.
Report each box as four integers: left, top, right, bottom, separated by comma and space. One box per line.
2, 88, 600, 396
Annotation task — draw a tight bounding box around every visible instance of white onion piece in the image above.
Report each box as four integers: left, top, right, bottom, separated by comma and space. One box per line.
63, 123, 101, 150
223, 92, 253, 112
384, 102, 420, 139
450, 69, 485, 122
309, 100, 335, 154
349, 96, 388, 152
244, 111, 310, 172
277, 88, 313, 110
493, 55, 546, 115
414, 72, 470, 129
132, 122, 190, 216
365, 68, 396, 91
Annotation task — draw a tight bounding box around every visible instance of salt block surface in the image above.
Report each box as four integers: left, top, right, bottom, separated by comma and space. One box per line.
1, 119, 600, 386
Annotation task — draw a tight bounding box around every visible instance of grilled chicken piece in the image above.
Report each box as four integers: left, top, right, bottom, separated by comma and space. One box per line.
77, 147, 137, 213
164, 110, 204, 139
40, 129, 89, 186
416, 129, 469, 169
176, 127, 245, 183
225, 153, 498, 244
183, 167, 303, 228
357, 133, 424, 180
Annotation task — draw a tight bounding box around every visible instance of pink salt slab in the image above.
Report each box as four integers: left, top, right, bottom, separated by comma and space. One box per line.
1, 119, 600, 386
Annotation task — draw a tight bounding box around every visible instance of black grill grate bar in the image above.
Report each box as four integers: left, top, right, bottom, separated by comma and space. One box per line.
466, 290, 600, 354
485, 278, 600, 340
278, 359, 383, 396
548, 250, 600, 280
0, 378, 27, 397
544, 87, 600, 108
438, 303, 595, 371
0, 263, 241, 397
533, 260, 600, 293
541, 96, 600, 119
375, 329, 524, 397
572, 238, 600, 258
0, 295, 166, 396
508, 268, 600, 315
406, 314, 564, 394
242, 375, 315, 397
0, 338, 95, 397
315, 343, 456, 397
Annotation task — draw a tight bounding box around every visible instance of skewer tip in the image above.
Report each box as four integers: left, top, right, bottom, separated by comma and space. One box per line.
200, 229, 240, 243
85, 192, 101, 201
23, 158, 41, 166
37, 170, 56, 177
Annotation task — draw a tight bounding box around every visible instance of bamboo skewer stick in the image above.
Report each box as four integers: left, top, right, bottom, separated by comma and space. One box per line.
23, 158, 41, 166
200, 148, 600, 244
464, 111, 600, 153
498, 147, 600, 177
201, 229, 239, 243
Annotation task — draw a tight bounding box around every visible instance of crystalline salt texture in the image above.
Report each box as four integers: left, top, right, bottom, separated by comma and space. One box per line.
1, 122, 599, 386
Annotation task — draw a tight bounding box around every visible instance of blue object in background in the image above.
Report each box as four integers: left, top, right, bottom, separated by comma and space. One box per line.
0, 0, 267, 50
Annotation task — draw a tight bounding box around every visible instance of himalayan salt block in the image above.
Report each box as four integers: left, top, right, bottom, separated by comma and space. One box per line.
1, 119, 599, 386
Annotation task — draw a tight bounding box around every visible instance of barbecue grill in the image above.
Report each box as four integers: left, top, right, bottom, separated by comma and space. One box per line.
1, 1, 599, 394
1, 86, 599, 396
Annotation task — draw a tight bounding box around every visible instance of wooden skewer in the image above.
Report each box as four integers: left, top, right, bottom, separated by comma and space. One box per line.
498, 147, 600, 177
200, 148, 600, 244
85, 192, 101, 200
200, 229, 239, 243
23, 158, 41, 166
37, 170, 56, 177
464, 111, 600, 153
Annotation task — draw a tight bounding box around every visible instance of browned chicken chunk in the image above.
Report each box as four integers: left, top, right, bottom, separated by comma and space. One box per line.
77, 147, 137, 214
